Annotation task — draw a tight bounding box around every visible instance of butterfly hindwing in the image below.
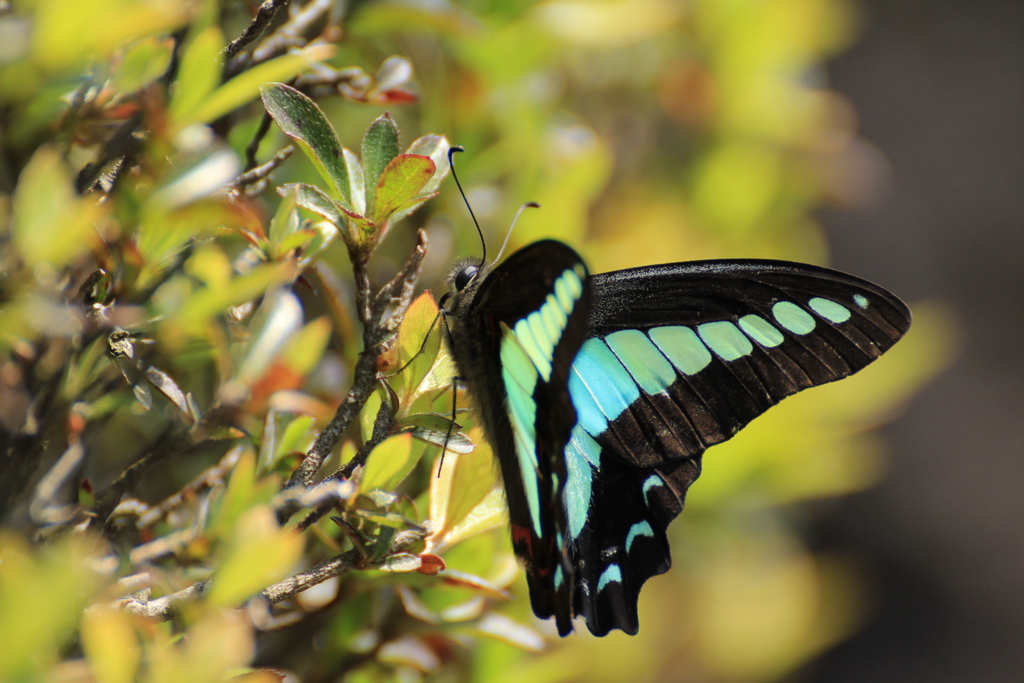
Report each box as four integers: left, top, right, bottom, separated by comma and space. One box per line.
559, 258, 911, 635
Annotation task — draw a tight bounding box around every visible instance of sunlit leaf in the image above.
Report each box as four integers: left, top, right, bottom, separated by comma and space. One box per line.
33, 0, 190, 73
406, 134, 451, 195
208, 506, 303, 607
372, 154, 435, 225
268, 185, 300, 253
232, 290, 304, 391
362, 113, 400, 217
167, 26, 222, 125
477, 612, 545, 652
377, 553, 423, 572
359, 433, 421, 494
144, 366, 189, 414
401, 413, 474, 455
165, 261, 296, 344
146, 609, 257, 683
12, 146, 103, 269
177, 44, 335, 129
0, 534, 104, 681
111, 35, 174, 95
81, 607, 141, 683
261, 82, 353, 207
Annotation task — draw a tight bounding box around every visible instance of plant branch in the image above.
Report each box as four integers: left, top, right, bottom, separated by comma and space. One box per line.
224, 0, 290, 59
116, 528, 426, 621
280, 230, 428, 510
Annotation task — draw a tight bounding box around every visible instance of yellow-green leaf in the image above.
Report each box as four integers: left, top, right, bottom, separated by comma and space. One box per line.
359, 433, 420, 494
372, 154, 435, 225
12, 146, 104, 269
81, 607, 141, 683
208, 506, 303, 607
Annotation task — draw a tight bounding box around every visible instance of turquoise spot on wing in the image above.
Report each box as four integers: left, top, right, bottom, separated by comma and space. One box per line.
605, 329, 676, 395
513, 317, 553, 381
853, 293, 869, 309
642, 474, 662, 505
564, 425, 599, 540
567, 265, 585, 297
809, 297, 852, 323
698, 320, 754, 361
649, 326, 712, 375
500, 330, 538, 395
597, 564, 622, 593
500, 331, 544, 538
772, 301, 816, 335
508, 267, 585, 383
554, 564, 564, 589
512, 428, 544, 538
503, 368, 536, 437
541, 294, 566, 340
568, 339, 639, 436
739, 314, 785, 348
555, 269, 583, 312
626, 521, 654, 552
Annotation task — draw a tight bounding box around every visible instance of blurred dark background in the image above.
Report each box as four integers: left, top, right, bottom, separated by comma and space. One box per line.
814, 0, 1024, 679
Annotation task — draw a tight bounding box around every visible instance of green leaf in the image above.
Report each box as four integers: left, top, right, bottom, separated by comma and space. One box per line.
284, 183, 347, 229
359, 433, 421, 494
111, 36, 174, 95
361, 113, 400, 216
231, 290, 304, 391
261, 83, 353, 207
377, 553, 423, 572
0, 534, 104, 681
208, 506, 303, 607
424, 433, 508, 553
81, 607, 141, 683
400, 413, 474, 455
372, 154, 436, 225
382, 192, 438, 229
175, 44, 335, 130
279, 317, 332, 378
12, 146, 103, 268
344, 148, 367, 215
32, 0, 190, 73
390, 291, 442, 406
443, 436, 498, 534
167, 26, 222, 125
166, 261, 295, 343
268, 185, 300, 253
406, 134, 452, 195
275, 415, 317, 463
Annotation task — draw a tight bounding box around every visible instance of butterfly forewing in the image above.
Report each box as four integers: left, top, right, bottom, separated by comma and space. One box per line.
446, 240, 592, 636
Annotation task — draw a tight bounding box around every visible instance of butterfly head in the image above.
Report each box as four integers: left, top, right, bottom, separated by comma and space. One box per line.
439, 257, 487, 315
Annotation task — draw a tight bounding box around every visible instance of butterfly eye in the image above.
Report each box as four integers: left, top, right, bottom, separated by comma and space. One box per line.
454, 265, 478, 291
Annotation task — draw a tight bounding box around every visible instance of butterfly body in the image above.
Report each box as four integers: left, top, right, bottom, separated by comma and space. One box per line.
442, 239, 911, 637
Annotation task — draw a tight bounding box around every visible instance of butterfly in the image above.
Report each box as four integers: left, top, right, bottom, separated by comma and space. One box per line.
440, 239, 911, 637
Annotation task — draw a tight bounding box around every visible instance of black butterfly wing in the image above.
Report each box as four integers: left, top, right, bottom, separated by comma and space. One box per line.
563, 259, 911, 635
446, 240, 592, 636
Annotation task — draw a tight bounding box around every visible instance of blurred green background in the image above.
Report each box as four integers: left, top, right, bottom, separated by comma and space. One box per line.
0, 0, 1017, 681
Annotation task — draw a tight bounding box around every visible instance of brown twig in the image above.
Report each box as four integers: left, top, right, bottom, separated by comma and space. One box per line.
224, 0, 291, 59
280, 230, 429, 510
116, 528, 425, 621
293, 399, 394, 533
229, 144, 294, 192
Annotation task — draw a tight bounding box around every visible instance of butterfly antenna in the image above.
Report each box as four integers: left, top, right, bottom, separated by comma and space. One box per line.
447, 146, 486, 267
490, 201, 540, 268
